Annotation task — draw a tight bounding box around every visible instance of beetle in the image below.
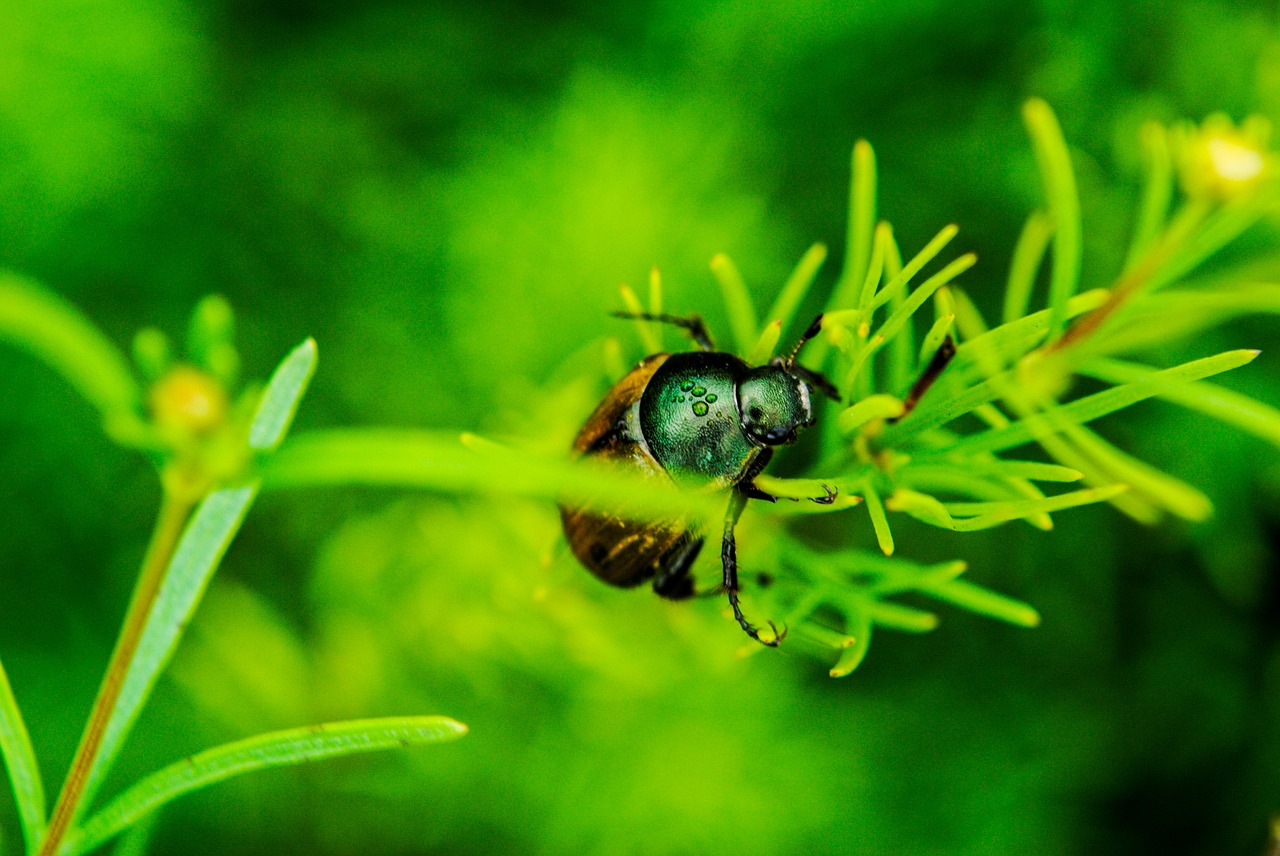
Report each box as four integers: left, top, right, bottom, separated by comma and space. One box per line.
558, 312, 841, 646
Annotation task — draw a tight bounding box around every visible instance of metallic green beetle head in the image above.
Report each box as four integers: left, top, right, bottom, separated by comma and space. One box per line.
736, 365, 814, 447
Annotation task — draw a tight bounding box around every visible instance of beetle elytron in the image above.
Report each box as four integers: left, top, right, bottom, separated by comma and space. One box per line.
559, 312, 840, 646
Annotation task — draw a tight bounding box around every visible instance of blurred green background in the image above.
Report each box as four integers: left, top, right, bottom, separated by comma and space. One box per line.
2, 0, 1280, 853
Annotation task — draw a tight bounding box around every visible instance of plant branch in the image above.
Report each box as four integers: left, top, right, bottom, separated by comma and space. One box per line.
39, 489, 195, 856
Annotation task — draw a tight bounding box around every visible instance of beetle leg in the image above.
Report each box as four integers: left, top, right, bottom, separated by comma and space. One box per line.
651, 535, 704, 600
811, 483, 838, 504
611, 311, 716, 351
741, 482, 779, 502
721, 491, 786, 647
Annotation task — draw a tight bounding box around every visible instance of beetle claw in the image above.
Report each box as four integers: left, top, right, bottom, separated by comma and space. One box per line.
726, 586, 783, 647
810, 484, 838, 505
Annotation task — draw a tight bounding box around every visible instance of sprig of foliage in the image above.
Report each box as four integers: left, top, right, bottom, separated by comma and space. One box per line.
613, 100, 1280, 674
0, 287, 467, 854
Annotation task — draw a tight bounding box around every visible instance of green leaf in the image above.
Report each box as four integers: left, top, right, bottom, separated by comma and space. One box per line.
79, 485, 260, 814
1023, 99, 1083, 341
917, 579, 1041, 628
0, 273, 142, 435
838, 394, 904, 434
1147, 194, 1273, 296
746, 320, 782, 365
765, 243, 827, 335
829, 140, 877, 312
1098, 283, 1280, 354
618, 284, 660, 354
1064, 422, 1213, 522
1081, 356, 1280, 448
868, 224, 961, 313
859, 597, 938, 632
709, 254, 758, 356
941, 484, 1129, 530
263, 430, 722, 525
828, 609, 872, 678
1124, 122, 1173, 268
0, 658, 45, 852
861, 481, 894, 555
71, 717, 467, 855
864, 253, 977, 368
1004, 210, 1054, 324
943, 349, 1259, 456
918, 313, 956, 367
951, 288, 1110, 381
248, 338, 318, 453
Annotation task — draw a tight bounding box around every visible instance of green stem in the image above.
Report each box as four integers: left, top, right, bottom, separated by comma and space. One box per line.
39, 490, 195, 856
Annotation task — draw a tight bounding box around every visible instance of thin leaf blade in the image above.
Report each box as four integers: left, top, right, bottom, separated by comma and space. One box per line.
79, 485, 260, 813
248, 338, 318, 452
72, 717, 467, 855
0, 658, 46, 851
0, 273, 141, 433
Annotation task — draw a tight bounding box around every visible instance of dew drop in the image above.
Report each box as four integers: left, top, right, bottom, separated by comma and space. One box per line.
692, 385, 707, 397
680, 380, 695, 391
705, 393, 718, 403
692, 401, 709, 416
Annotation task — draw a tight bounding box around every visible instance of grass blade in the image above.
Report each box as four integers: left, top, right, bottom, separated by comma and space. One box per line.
72, 717, 467, 855
248, 339, 317, 453
0, 273, 142, 435
1023, 99, 1083, 341
79, 485, 260, 814
0, 658, 45, 851
709, 254, 758, 355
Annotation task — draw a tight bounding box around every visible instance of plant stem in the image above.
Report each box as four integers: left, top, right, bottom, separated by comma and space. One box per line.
38, 490, 195, 856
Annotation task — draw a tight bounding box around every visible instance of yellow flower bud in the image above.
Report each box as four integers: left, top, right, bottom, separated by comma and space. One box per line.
148, 365, 229, 437
1177, 115, 1272, 201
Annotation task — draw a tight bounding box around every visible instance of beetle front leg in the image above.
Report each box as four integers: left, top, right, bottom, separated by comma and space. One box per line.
721, 491, 784, 647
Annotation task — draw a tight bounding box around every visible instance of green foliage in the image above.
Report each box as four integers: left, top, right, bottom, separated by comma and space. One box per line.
70, 717, 466, 855
2, 3, 1279, 854
0, 297, 464, 854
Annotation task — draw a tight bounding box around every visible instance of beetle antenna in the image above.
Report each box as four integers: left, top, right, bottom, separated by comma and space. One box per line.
782, 314, 825, 369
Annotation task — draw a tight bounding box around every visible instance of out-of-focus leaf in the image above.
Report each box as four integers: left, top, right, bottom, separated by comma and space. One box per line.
0, 273, 141, 433
0, 657, 45, 852
71, 717, 467, 855
248, 339, 317, 453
